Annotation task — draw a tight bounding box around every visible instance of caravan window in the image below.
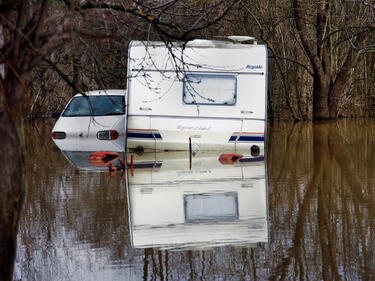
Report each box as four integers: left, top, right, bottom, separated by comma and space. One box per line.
183, 74, 237, 105
184, 192, 239, 223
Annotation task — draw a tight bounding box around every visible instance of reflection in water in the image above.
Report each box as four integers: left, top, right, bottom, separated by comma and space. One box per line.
15, 121, 129, 281
14, 119, 375, 280
127, 151, 268, 250
52, 132, 126, 173
267, 120, 375, 280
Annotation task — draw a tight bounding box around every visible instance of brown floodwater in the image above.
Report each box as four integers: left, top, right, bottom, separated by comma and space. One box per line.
13, 119, 375, 280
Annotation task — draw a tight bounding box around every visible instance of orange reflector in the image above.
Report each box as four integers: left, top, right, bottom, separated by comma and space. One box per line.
89, 151, 120, 166
218, 154, 243, 165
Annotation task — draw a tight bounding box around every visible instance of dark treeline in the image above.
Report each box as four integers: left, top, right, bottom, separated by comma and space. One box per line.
23, 0, 375, 121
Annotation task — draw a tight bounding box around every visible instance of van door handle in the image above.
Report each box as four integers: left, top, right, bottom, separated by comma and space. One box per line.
240, 110, 253, 114
139, 107, 152, 111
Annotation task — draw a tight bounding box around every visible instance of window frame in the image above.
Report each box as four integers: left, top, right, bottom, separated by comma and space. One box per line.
182, 73, 238, 106
183, 192, 239, 223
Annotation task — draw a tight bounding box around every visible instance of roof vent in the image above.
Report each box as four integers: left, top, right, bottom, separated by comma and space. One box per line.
186, 39, 216, 47
217, 36, 257, 44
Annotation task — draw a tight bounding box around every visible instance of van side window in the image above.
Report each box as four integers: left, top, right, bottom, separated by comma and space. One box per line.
183, 74, 237, 105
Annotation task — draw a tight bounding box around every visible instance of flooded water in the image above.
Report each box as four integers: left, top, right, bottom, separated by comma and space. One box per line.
14, 119, 375, 280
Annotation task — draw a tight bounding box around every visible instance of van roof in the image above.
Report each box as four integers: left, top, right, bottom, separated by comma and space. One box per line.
74, 89, 126, 96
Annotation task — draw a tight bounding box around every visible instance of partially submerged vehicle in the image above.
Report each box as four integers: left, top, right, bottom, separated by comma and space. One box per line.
51, 89, 126, 141
126, 36, 267, 152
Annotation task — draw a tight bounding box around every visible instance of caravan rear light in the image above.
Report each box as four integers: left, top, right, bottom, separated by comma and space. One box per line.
110, 130, 119, 140
51, 131, 66, 139
96, 130, 119, 140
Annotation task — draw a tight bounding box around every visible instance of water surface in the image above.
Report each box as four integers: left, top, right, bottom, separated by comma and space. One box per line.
14, 119, 375, 280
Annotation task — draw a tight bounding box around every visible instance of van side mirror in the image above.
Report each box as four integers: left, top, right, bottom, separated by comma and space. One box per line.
51, 112, 61, 118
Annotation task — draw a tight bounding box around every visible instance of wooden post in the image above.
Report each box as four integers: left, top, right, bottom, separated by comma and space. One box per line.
130, 154, 134, 176
189, 137, 192, 170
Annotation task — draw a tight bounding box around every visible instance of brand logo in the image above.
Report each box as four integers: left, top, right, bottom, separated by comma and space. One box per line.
246, 65, 263, 70
176, 125, 211, 131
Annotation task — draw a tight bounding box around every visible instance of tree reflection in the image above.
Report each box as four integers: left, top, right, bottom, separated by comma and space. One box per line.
268, 120, 375, 280
15, 119, 375, 280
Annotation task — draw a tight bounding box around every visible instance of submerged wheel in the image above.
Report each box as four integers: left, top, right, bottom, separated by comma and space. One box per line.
250, 145, 260, 156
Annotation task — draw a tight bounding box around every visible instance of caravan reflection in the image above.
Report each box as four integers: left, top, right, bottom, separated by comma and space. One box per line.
127, 151, 268, 250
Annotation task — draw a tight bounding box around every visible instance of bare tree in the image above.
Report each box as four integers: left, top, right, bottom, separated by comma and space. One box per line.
241, 0, 375, 120
292, 0, 374, 119
0, 1, 72, 280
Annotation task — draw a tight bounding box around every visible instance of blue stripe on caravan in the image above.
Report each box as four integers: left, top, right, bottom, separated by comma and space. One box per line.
130, 162, 163, 169
153, 133, 162, 139
239, 156, 265, 163
237, 135, 264, 142
228, 136, 238, 142
127, 132, 154, 139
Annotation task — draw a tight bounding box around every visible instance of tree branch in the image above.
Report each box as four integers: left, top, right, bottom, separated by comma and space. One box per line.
33, 0, 49, 44
329, 29, 372, 117
43, 58, 85, 95
316, 0, 331, 74
293, 0, 325, 80
78, 1, 177, 29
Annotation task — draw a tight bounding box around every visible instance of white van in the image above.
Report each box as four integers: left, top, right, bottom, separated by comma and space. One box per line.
51, 89, 126, 141
126, 36, 267, 152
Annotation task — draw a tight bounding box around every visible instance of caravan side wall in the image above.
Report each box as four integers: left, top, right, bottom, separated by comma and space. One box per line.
127, 41, 267, 152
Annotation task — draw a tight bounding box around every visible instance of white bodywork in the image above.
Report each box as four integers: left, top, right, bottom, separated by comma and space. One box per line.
52, 135, 125, 152
127, 39, 267, 152
52, 89, 127, 139
127, 151, 268, 250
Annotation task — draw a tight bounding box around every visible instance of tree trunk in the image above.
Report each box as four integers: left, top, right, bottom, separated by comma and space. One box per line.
0, 113, 25, 281
313, 74, 330, 120
0, 80, 26, 281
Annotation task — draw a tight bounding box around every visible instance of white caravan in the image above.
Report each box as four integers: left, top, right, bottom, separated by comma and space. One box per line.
126, 36, 267, 152
127, 151, 268, 250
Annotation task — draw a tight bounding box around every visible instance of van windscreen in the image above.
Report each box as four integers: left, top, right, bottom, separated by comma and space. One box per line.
62, 95, 125, 117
